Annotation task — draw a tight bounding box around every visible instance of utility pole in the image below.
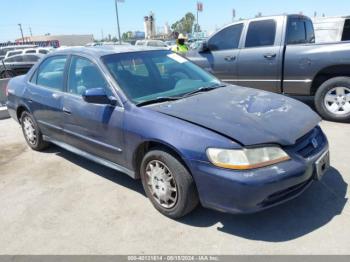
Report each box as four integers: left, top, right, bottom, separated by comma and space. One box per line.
18, 23, 24, 43
114, 0, 123, 44
29, 26, 33, 37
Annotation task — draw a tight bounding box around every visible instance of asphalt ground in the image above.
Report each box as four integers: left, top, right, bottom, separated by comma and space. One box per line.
0, 117, 349, 254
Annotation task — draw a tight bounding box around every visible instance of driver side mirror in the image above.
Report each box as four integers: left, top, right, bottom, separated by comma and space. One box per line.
82, 87, 117, 105
199, 41, 210, 53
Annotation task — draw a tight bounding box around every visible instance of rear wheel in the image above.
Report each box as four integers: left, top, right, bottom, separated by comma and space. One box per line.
140, 149, 199, 218
315, 77, 350, 122
20, 111, 49, 151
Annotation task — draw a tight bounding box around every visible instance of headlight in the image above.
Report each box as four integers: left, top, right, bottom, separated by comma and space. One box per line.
206, 147, 290, 170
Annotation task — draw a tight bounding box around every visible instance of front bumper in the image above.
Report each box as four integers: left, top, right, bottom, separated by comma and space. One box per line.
189, 140, 329, 214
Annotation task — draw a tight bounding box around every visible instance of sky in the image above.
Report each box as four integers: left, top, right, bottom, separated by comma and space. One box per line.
0, 0, 350, 42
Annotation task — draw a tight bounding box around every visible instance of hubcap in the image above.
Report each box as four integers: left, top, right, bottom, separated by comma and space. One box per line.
145, 160, 178, 209
23, 116, 37, 145
324, 86, 350, 115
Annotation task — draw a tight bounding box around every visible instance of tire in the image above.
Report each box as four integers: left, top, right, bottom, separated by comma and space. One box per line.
140, 149, 199, 218
20, 111, 49, 151
315, 77, 350, 122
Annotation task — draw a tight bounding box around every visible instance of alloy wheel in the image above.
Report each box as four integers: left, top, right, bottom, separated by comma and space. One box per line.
324, 86, 350, 115
23, 116, 37, 145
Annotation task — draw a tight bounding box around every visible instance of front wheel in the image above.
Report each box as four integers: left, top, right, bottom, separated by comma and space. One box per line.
315, 77, 350, 122
140, 149, 199, 218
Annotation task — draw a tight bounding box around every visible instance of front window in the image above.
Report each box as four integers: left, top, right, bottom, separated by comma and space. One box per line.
208, 24, 243, 51
102, 51, 220, 104
68, 56, 109, 95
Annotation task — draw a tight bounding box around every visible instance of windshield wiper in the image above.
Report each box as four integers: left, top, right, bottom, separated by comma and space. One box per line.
137, 96, 181, 107
181, 83, 226, 98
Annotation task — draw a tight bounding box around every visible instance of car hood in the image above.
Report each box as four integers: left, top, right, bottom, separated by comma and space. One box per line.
148, 85, 321, 146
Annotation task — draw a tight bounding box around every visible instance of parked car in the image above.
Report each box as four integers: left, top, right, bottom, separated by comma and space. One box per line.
4, 47, 52, 59
7, 47, 330, 218
0, 44, 37, 60
135, 40, 168, 48
0, 54, 43, 78
186, 14, 350, 122
312, 16, 350, 43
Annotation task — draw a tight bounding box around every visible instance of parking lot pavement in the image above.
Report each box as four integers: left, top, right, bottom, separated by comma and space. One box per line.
0, 118, 349, 255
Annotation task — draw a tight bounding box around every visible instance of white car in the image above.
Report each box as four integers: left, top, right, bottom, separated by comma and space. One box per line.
135, 40, 169, 48
4, 47, 52, 59
0, 45, 37, 60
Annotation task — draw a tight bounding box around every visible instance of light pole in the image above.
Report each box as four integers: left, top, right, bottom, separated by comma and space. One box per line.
18, 23, 24, 43
114, 0, 123, 44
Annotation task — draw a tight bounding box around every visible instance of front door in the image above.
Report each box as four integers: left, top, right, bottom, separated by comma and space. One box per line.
62, 55, 124, 165
203, 23, 244, 84
237, 19, 283, 93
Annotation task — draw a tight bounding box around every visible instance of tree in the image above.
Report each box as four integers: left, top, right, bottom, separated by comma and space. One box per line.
171, 12, 196, 34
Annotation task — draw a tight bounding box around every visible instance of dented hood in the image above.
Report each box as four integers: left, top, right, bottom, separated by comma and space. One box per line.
149, 85, 321, 146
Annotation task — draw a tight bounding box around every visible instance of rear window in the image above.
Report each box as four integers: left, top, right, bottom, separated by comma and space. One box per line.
245, 20, 276, 48
36, 56, 67, 90
286, 17, 315, 44
25, 50, 36, 54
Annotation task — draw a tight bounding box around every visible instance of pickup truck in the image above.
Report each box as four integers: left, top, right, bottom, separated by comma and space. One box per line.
186, 14, 350, 122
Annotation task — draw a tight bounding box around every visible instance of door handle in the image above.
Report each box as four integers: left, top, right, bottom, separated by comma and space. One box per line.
264, 53, 277, 59
224, 56, 236, 62
63, 107, 71, 115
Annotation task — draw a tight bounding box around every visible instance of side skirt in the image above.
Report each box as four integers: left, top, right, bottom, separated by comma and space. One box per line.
43, 135, 136, 179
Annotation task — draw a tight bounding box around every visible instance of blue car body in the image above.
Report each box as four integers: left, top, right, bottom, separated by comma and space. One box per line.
6, 47, 329, 214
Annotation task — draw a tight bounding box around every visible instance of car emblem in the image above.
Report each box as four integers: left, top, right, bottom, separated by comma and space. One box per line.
311, 138, 318, 148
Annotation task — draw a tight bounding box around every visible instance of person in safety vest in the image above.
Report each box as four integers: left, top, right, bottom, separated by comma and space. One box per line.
171, 34, 189, 55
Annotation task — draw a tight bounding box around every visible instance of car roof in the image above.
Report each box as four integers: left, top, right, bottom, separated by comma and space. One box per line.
51, 45, 167, 58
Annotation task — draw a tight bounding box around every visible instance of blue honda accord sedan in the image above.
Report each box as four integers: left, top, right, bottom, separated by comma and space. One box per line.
6, 46, 330, 218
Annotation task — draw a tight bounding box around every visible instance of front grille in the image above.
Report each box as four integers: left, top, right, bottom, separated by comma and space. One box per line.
287, 127, 326, 158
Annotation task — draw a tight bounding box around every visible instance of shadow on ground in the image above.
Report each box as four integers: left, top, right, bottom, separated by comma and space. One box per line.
45, 146, 347, 242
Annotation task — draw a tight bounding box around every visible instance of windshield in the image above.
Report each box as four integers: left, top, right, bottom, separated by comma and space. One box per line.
101, 50, 220, 104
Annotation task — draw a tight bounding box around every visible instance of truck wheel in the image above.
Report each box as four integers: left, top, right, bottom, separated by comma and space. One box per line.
20, 111, 49, 151
140, 149, 199, 219
315, 77, 350, 122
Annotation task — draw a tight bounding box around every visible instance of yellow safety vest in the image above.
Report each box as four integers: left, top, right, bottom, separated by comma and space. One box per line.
172, 44, 189, 55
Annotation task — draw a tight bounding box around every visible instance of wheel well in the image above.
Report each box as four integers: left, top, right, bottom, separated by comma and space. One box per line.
16, 106, 27, 123
132, 141, 188, 179
311, 65, 350, 95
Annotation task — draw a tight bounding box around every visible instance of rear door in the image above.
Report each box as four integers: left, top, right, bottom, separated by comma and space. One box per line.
236, 18, 284, 92
62, 55, 124, 165
27, 55, 68, 141
201, 23, 244, 84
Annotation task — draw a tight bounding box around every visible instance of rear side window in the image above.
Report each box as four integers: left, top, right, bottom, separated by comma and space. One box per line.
7, 51, 22, 58
39, 49, 49, 54
23, 55, 40, 62
4, 56, 23, 63
342, 19, 350, 41
36, 56, 67, 91
286, 18, 315, 44
25, 50, 36, 54
245, 20, 276, 48
208, 24, 243, 51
